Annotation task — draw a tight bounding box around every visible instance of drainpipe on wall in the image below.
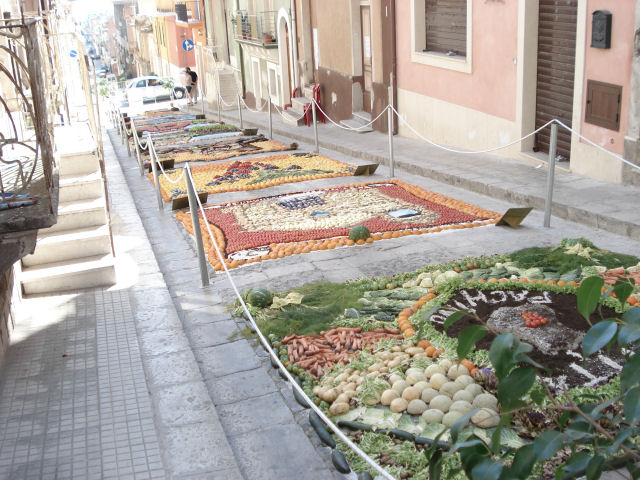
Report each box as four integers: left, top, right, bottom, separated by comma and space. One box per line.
624, 1, 640, 171
291, 0, 299, 91
390, 0, 397, 134
235, 0, 246, 97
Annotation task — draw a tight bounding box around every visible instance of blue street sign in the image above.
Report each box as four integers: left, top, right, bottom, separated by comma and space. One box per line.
70, 49, 78, 58
182, 39, 194, 52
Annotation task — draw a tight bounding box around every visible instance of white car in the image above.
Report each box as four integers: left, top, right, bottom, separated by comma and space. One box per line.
124, 76, 186, 105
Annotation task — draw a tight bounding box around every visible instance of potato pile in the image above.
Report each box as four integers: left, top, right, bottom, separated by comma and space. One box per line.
316, 342, 500, 429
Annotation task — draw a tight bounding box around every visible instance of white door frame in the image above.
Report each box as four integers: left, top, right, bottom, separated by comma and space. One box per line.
277, 8, 296, 106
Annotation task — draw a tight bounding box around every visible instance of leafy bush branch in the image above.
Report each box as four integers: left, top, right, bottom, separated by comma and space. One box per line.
428, 276, 639, 480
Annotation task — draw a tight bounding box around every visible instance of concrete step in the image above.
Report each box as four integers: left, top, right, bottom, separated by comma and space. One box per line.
46, 197, 107, 234
353, 110, 372, 123
280, 108, 306, 127
339, 118, 373, 133
58, 152, 100, 177
59, 171, 104, 203
291, 96, 311, 115
23, 224, 112, 267
21, 253, 116, 295
302, 85, 315, 99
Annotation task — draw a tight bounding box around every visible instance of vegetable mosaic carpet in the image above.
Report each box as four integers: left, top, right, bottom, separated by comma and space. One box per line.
150, 152, 355, 201
150, 137, 296, 163
177, 180, 499, 270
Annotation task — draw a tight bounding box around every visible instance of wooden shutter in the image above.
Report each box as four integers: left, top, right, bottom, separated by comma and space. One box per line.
585, 80, 621, 131
424, 0, 467, 57
534, 0, 578, 159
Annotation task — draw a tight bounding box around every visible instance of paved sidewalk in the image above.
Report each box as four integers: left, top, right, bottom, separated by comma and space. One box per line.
191, 103, 640, 240
0, 126, 243, 479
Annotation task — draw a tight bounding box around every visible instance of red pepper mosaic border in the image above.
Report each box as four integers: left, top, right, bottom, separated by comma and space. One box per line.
176, 179, 500, 270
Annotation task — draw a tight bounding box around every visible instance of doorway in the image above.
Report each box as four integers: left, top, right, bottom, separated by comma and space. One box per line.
534, 0, 578, 160
277, 12, 293, 107
360, 5, 372, 113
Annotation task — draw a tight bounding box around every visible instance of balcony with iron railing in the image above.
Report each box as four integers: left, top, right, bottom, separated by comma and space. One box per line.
157, 0, 203, 25
232, 10, 278, 47
0, 18, 58, 273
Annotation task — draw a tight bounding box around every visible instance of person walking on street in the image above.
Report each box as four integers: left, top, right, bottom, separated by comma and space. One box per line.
183, 69, 193, 105
186, 67, 198, 105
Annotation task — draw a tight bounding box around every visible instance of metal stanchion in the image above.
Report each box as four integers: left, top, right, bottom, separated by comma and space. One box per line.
201, 85, 205, 116
217, 93, 221, 122
268, 97, 273, 139
131, 120, 144, 175
125, 128, 132, 157
543, 122, 558, 228
185, 164, 210, 287
238, 94, 244, 129
312, 100, 319, 152
148, 134, 164, 212
387, 106, 395, 178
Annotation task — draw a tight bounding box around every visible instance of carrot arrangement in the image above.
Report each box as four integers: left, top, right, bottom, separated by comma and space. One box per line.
281, 327, 403, 378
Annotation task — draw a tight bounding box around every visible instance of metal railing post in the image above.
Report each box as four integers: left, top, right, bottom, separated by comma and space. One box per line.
131, 120, 144, 175
543, 122, 558, 228
268, 96, 273, 139
148, 134, 164, 212
387, 106, 395, 178
217, 93, 221, 122
237, 94, 243, 129
312, 99, 319, 152
201, 83, 205, 116
185, 164, 210, 287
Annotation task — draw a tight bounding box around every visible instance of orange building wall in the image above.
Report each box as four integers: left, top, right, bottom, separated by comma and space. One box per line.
580, 0, 635, 154
165, 16, 196, 68
396, 1, 518, 122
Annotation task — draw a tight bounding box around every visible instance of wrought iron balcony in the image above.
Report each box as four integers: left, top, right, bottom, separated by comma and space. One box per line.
0, 18, 58, 271
157, 1, 203, 24
232, 10, 278, 46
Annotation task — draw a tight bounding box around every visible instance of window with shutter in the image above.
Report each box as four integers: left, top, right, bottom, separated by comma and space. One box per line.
585, 80, 621, 131
425, 0, 467, 57
410, 0, 471, 73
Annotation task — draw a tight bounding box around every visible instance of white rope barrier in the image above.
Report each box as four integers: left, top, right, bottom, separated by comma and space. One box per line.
190, 178, 396, 480
271, 101, 307, 121
554, 119, 640, 172
218, 92, 237, 108
240, 95, 267, 114
314, 100, 389, 132
391, 106, 552, 155
149, 138, 186, 185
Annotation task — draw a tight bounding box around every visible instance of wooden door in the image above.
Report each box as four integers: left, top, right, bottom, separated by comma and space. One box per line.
360, 5, 372, 113
534, 0, 578, 160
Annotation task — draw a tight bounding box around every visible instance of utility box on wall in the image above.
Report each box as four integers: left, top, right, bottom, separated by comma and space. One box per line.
591, 10, 612, 49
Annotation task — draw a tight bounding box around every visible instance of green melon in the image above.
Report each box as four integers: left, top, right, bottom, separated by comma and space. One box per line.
349, 225, 370, 242
247, 288, 273, 308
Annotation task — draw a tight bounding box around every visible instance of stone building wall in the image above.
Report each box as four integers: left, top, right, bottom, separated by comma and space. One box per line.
0, 265, 19, 370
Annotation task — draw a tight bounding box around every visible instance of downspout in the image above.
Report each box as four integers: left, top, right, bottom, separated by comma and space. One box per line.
290, 0, 299, 91
391, 0, 397, 134
235, 0, 246, 96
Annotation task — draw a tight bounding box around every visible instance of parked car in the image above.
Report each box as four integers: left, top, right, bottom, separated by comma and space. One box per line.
124, 76, 186, 104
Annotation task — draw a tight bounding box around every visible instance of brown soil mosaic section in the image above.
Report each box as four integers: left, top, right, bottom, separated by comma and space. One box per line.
431, 288, 623, 389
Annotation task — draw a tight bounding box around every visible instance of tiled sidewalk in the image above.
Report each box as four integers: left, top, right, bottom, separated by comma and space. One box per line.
0, 123, 243, 480
0, 289, 165, 480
